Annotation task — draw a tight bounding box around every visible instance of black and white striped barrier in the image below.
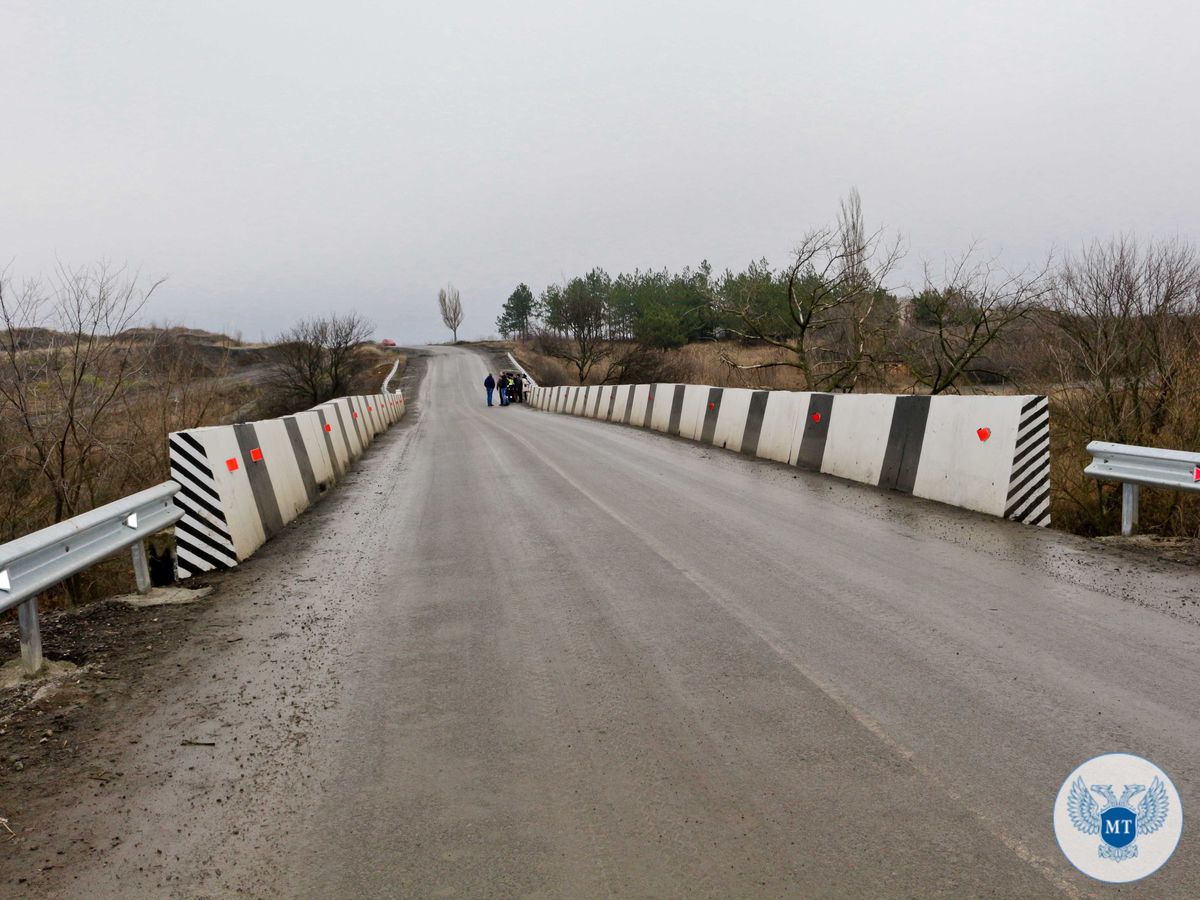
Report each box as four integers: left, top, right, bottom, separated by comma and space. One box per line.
528, 384, 1050, 527
169, 392, 406, 578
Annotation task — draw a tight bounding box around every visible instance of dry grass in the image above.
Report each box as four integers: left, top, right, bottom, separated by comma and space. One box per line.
511, 339, 1021, 395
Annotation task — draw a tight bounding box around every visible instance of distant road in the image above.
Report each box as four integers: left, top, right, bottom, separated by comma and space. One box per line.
11, 345, 1198, 898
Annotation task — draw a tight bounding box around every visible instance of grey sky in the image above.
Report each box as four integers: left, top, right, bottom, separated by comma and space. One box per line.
4, 1, 1198, 343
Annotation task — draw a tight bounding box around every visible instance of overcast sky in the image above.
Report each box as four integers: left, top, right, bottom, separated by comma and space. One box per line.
3, 1, 1198, 343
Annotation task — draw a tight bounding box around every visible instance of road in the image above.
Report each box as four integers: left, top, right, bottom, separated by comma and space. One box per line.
5, 345, 1199, 898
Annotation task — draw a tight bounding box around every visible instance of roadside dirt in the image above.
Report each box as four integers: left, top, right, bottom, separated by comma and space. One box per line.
0, 350, 428, 893
0, 576, 247, 887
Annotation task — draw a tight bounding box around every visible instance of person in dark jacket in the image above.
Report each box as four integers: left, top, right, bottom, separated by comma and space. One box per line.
484, 373, 496, 406
499, 374, 510, 406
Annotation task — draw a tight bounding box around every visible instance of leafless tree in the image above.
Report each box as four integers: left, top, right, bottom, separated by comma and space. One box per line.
717, 189, 903, 391
438, 283, 464, 342
0, 263, 161, 530
595, 342, 682, 385
118, 328, 236, 481
1046, 236, 1200, 533
268, 312, 374, 410
900, 247, 1050, 394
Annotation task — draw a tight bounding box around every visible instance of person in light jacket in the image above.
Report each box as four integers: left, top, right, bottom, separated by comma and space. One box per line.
484, 373, 496, 406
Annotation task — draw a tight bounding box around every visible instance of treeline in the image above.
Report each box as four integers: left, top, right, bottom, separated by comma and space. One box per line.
499, 192, 1052, 394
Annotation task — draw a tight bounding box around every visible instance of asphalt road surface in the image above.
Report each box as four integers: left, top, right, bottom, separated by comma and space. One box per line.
6, 345, 1199, 898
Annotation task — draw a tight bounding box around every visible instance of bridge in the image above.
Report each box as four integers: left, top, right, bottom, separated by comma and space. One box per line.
2, 346, 1197, 897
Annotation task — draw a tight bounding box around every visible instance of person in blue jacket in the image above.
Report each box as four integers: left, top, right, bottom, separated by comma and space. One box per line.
484, 373, 496, 406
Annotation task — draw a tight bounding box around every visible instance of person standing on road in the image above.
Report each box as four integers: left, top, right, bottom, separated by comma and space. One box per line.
498, 374, 510, 406
484, 373, 496, 407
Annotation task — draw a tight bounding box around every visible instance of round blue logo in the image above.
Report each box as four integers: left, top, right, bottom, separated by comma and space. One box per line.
1053, 753, 1183, 882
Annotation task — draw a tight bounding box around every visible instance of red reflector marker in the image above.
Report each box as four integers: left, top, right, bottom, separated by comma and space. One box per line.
226, 457, 239, 472
368, 406, 373, 411
812, 412, 821, 424
353, 412, 359, 419
1194, 466, 1200, 482
250, 447, 263, 462
977, 427, 991, 442
324, 423, 332, 432
707, 402, 715, 410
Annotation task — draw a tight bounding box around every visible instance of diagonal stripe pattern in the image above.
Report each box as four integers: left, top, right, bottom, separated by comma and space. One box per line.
1004, 396, 1051, 527
169, 432, 238, 577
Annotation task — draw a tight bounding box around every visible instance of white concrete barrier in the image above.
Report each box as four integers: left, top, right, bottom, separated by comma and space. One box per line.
170, 393, 407, 578
248, 418, 310, 527
819, 394, 895, 484
677, 385, 709, 441
526, 382, 1051, 527
710, 388, 756, 452
756, 391, 806, 464
290, 410, 336, 490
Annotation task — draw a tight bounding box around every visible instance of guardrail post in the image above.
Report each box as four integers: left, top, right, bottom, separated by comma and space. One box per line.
1121, 483, 1139, 537
130, 539, 151, 594
17, 597, 44, 676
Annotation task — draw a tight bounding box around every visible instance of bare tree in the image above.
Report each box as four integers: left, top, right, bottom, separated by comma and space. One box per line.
0, 263, 160, 530
268, 312, 374, 411
900, 247, 1049, 394
1046, 236, 1200, 533
119, 328, 236, 480
438, 283, 464, 342
717, 189, 903, 391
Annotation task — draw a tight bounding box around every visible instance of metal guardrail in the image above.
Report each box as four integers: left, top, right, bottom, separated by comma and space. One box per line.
507, 352, 538, 388
382, 357, 402, 394
1084, 441, 1200, 536
0, 481, 184, 675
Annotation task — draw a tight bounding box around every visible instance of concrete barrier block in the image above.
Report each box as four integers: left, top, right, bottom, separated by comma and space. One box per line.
591, 386, 611, 419
290, 410, 336, 492
351, 397, 373, 444
710, 388, 755, 451
334, 398, 365, 457
245, 419, 309, 527
627, 385, 649, 425
821, 394, 897, 485
756, 391, 807, 464
365, 395, 381, 432
609, 385, 630, 422
368, 395, 385, 434
676, 385, 710, 441
649, 384, 676, 432
908, 395, 1021, 516
316, 402, 354, 471
169, 428, 249, 577
170, 425, 267, 576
